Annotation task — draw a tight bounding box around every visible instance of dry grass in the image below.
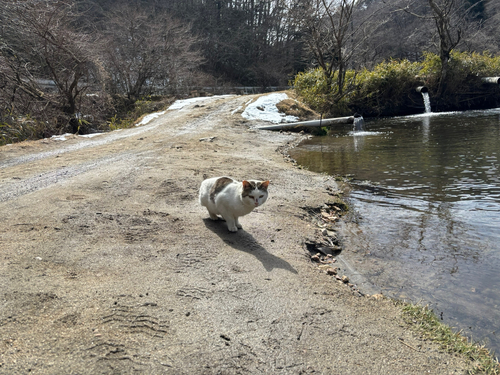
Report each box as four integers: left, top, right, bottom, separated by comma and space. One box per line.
401, 302, 500, 375
276, 95, 319, 121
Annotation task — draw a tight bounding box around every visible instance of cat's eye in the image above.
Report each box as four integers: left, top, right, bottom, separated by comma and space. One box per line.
259, 195, 264, 198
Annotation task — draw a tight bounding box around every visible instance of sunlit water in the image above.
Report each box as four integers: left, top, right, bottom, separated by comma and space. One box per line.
289, 110, 500, 353
422, 92, 432, 113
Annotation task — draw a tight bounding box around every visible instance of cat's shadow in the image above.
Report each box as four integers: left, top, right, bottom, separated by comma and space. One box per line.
203, 219, 298, 274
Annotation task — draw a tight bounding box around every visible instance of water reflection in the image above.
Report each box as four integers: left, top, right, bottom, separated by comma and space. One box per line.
290, 110, 500, 353
352, 133, 365, 152
422, 115, 430, 142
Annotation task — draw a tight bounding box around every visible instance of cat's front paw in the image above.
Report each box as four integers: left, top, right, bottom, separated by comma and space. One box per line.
227, 225, 238, 232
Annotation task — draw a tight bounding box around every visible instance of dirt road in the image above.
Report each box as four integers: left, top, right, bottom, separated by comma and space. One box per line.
1, 95, 467, 374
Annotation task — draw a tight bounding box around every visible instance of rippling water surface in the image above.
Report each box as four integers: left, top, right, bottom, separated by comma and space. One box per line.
289, 110, 500, 353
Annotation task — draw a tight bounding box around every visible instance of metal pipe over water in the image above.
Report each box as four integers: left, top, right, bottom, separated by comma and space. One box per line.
481, 77, 500, 84
416, 86, 429, 93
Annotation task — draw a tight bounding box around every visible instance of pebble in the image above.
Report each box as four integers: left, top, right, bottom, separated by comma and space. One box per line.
317, 264, 332, 271
326, 230, 337, 237
326, 268, 338, 276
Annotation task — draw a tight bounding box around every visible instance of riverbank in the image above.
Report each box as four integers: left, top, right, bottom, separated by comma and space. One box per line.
0, 94, 490, 373
286, 109, 500, 370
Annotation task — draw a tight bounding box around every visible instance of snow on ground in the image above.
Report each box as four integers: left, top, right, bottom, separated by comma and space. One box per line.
50, 133, 104, 141
135, 94, 236, 127
241, 93, 298, 124
166, 92, 298, 124
80, 133, 103, 138
48, 93, 296, 142
160, 92, 297, 125
51, 133, 73, 141
168, 95, 235, 111
136, 111, 167, 126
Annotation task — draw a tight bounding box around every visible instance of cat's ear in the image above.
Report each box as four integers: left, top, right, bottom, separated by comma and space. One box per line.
242, 180, 252, 189
260, 180, 270, 190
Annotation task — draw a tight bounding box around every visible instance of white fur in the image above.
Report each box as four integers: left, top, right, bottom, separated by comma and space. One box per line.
199, 177, 269, 232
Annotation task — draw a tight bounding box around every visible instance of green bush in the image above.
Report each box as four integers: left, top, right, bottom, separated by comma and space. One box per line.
293, 68, 331, 114
294, 59, 424, 117
447, 51, 500, 77
107, 96, 174, 131
349, 59, 423, 116
294, 51, 500, 117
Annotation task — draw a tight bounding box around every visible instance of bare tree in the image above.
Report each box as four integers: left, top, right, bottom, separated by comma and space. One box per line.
301, 0, 355, 98
460, 0, 499, 55
427, 0, 462, 94
298, 0, 388, 110
100, 3, 204, 100
403, 0, 487, 96
349, 0, 429, 67
0, 0, 107, 133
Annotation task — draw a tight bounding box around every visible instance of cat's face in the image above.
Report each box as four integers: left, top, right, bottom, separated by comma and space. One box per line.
242, 180, 269, 207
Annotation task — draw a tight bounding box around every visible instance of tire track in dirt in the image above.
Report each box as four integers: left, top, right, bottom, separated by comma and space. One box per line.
0, 113, 175, 170
0, 96, 242, 204
0, 152, 139, 203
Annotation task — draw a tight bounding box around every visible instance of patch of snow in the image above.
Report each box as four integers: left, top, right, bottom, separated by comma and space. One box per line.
49, 132, 105, 141
51, 133, 73, 141
80, 133, 103, 138
168, 95, 235, 111
136, 111, 167, 126
47, 132, 103, 141
241, 93, 298, 124
231, 105, 243, 115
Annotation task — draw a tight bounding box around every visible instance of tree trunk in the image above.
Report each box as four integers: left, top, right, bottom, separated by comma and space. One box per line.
428, 0, 461, 97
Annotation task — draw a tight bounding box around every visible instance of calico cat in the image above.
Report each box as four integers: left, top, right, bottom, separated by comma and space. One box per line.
199, 176, 270, 232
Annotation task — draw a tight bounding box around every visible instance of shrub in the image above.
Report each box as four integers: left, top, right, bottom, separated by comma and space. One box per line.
349, 59, 424, 116
293, 68, 331, 114
294, 51, 500, 117
106, 95, 174, 131
0, 117, 48, 146
293, 68, 356, 117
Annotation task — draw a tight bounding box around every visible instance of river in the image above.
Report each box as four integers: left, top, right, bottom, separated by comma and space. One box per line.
289, 109, 500, 354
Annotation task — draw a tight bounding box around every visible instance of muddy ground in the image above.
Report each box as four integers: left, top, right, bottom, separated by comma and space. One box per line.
0, 95, 468, 374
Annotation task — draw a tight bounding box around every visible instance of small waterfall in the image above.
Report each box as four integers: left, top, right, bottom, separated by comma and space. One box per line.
353, 113, 365, 131
422, 92, 432, 113
416, 86, 432, 114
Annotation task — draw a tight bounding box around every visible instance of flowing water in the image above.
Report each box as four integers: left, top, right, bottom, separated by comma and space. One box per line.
422, 92, 432, 113
289, 110, 500, 353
